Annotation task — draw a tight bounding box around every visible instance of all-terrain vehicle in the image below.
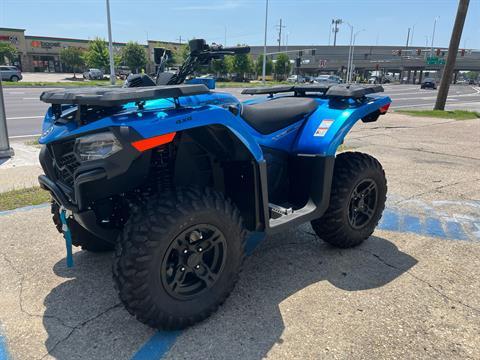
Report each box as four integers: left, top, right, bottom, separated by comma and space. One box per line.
38, 39, 391, 330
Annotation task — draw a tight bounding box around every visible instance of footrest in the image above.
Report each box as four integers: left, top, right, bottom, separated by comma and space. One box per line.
269, 203, 293, 219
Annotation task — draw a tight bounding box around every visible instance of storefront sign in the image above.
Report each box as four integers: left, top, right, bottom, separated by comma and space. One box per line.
31, 40, 61, 49
0, 35, 19, 44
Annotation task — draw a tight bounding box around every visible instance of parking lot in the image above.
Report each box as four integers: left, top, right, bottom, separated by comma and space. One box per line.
0, 108, 479, 359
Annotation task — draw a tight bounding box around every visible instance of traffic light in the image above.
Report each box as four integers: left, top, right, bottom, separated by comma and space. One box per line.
461, 49, 465, 56
398, 49, 402, 56
436, 48, 441, 56
416, 48, 421, 56
299, 51, 303, 57
296, 58, 301, 67
311, 49, 316, 56
375, 64, 379, 70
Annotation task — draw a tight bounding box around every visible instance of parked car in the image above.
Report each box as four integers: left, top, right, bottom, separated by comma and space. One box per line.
0, 66, 23, 82
83, 68, 104, 80
314, 75, 342, 84
421, 78, 437, 89
368, 76, 391, 84
287, 74, 305, 83
468, 79, 476, 85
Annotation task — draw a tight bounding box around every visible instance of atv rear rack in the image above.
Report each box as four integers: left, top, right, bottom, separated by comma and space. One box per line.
242, 84, 384, 98
40, 84, 210, 106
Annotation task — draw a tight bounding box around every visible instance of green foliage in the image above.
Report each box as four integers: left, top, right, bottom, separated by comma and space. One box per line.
255, 56, 273, 75
211, 58, 230, 76
231, 53, 253, 77
464, 71, 478, 80
274, 53, 291, 79
59, 47, 85, 77
0, 42, 18, 65
84, 38, 110, 71
396, 110, 480, 120
121, 42, 147, 73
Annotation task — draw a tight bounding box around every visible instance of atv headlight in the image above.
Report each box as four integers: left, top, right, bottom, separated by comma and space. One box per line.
75, 132, 122, 161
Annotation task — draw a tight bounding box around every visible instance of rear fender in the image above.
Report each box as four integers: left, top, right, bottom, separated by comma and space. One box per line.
293, 95, 391, 156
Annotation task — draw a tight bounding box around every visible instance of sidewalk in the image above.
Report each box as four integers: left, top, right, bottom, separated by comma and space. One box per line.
0, 141, 42, 193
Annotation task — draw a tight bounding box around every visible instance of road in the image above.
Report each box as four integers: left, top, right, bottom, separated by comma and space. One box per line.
3, 84, 480, 138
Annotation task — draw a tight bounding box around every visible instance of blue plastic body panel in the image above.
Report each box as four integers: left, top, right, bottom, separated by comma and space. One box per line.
39, 90, 391, 160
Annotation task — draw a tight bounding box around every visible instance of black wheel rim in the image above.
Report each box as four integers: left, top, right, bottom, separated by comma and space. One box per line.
161, 224, 227, 300
348, 178, 378, 229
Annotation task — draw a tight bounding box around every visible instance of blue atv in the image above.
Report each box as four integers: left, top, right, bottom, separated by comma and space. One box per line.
38, 39, 391, 330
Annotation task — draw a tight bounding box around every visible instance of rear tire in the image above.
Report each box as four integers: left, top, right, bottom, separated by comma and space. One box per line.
51, 201, 115, 252
113, 187, 246, 330
10, 75, 19, 82
311, 152, 387, 248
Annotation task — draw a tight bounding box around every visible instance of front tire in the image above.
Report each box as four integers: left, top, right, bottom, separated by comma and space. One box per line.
311, 152, 387, 248
113, 187, 246, 330
51, 201, 115, 252
10, 75, 19, 82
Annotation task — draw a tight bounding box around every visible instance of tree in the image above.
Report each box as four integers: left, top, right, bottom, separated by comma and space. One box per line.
255, 56, 273, 76
231, 53, 253, 80
121, 42, 148, 73
0, 43, 18, 65
84, 38, 110, 72
211, 58, 230, 78
464, 71, 478, 80
59, 47, 85, 78
274, 53, 291, 80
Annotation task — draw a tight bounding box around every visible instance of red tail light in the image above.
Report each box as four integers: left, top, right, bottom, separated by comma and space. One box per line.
379, 103, 391, 114
131, 132, 176, 152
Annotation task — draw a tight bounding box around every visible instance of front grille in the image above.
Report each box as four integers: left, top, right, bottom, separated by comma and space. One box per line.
52, 139, 81, 188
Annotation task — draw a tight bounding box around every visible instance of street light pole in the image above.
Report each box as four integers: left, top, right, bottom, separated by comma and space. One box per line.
349, 29, 364, 83
262, 0, 269, 84
430, 17, 439, 56
0, 79, 14, 159
106, 0, 115, 85
345, 23, 353, 84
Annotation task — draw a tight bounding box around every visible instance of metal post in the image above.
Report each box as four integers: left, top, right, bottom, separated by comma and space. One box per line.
0, 79, 14, 159
106, 0, 115, 85
346, 23, 353, 84
350, 30, 363, 83
333, 19, 341, 47
405, 27, 411, 49
435, 0, 470, 110
431, 17, 438, 56
262, 0, 269, 84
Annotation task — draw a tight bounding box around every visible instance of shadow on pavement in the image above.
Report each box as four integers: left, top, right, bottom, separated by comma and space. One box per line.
41, 228, 417, 359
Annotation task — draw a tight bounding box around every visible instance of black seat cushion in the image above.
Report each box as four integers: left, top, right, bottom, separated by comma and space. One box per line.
241, 97, 318, 134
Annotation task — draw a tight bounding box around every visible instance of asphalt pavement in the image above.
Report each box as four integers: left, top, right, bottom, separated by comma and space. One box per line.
0, 113, 479, 359
2, 84, 480, 138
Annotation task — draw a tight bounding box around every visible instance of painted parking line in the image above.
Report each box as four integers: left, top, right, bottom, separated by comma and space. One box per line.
131, 331, 181, 360
378, 209, 478, 241
0, 330, 10, 360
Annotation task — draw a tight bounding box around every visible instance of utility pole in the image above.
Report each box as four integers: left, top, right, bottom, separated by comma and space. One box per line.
105, 0, 115, 85
177, 36, 183, 44
332, 19, 342, 46
405, 27, 411, 49
435, 0, 470, 110
276, 19, 285, 52
0, 79, 14, 159
262, 0, 269, 84
345, 22, 353, 83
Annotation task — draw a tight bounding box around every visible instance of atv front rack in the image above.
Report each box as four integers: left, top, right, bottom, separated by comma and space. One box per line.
242, 84, 384, 98
40, 84, 210, 106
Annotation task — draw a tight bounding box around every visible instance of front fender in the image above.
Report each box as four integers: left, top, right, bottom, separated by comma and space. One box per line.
293, 95, 391, 156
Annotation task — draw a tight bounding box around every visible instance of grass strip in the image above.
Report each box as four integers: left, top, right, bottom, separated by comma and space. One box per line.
395, 109, 480, 120
0, 187, 51, 212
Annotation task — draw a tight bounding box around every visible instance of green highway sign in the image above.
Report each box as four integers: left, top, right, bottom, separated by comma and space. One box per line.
426, 56, 446, 65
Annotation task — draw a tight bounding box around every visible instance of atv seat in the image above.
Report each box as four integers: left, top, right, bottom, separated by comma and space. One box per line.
241, 97, 318, 134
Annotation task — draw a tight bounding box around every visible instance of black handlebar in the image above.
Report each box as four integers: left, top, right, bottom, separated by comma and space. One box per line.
218, 46, 251, 55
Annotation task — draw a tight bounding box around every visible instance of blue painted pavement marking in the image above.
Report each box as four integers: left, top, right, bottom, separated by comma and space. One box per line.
423, 217, 447, 238
131, 331, 181, 360
378, 210, 399, 231
401, 215, 422, 234
445, 221, 468, 240
0, 333, 10, 360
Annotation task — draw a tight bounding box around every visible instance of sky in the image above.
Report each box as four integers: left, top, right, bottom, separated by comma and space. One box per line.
1, 0, 479, 49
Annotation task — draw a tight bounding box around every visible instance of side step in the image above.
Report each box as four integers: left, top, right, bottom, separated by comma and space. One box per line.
269, 203, 293, 219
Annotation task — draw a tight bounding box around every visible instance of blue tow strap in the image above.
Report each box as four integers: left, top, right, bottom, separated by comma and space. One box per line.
59, 208, 74, 268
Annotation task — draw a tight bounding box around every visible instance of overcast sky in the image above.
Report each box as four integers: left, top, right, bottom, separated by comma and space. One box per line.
1, 0, 479, 49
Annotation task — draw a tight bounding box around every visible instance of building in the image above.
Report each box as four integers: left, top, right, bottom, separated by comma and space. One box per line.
0, 27, 181, 73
